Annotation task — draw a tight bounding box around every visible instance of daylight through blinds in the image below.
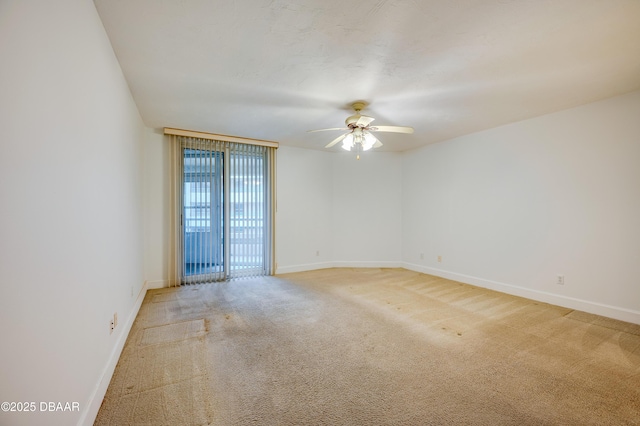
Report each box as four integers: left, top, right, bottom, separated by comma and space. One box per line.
170, 135, 275, 284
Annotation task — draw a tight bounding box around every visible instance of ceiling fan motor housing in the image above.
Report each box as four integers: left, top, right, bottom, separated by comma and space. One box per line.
345, 101, 368, 127
345, 114, 362, 127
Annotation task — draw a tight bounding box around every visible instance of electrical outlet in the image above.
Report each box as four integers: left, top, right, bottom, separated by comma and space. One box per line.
420, 253, 424, 260
110, 319, 115, 334
556, 275, 565, 285
437, 255, 442, 263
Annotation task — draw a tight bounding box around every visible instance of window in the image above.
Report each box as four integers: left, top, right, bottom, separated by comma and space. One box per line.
167, 131, 276, 285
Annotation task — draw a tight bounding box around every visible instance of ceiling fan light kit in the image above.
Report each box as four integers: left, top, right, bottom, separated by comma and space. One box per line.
309, 102, 414, 160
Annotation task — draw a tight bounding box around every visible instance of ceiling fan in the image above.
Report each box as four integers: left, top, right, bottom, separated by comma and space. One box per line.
308, 101, 414, 159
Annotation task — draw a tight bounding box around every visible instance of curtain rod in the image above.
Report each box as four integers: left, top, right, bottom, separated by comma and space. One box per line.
164, 127, 279, 148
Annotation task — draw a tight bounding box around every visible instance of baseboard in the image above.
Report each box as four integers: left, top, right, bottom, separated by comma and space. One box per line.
276, 261, 403, 274
331, 260, 403, 269
79, 281, 149, 426
276, 261, 335, 274
145, 279, 169, 289
402, 262, 640, 325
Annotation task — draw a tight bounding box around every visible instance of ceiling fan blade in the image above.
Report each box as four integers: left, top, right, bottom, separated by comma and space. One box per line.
308, 127, 348, 133
373, 138, 383, 148
325, 133, 347, 148
356, 115, 375, 127
370, 125, 414, 134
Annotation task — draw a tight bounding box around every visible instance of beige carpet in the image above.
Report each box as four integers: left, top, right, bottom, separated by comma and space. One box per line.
95, 268, 640, 425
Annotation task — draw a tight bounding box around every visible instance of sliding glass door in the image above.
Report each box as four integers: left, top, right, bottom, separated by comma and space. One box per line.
183, 148, 224, 281
179, 138, 274, 284
228, 147, 267, 275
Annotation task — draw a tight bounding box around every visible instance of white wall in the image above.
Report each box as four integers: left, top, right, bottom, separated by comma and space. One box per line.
331, 151, 403, 266
143, 129, 171, 288
275, 147, 403, 273
276, 146, 334, 272
0, 1, 146, 425
402, 90, 640, 323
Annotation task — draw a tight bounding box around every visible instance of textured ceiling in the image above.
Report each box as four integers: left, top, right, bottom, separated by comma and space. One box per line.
94, 0, 640, 152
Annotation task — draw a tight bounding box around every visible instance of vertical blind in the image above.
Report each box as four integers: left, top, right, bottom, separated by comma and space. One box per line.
168, 132, 276, 285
